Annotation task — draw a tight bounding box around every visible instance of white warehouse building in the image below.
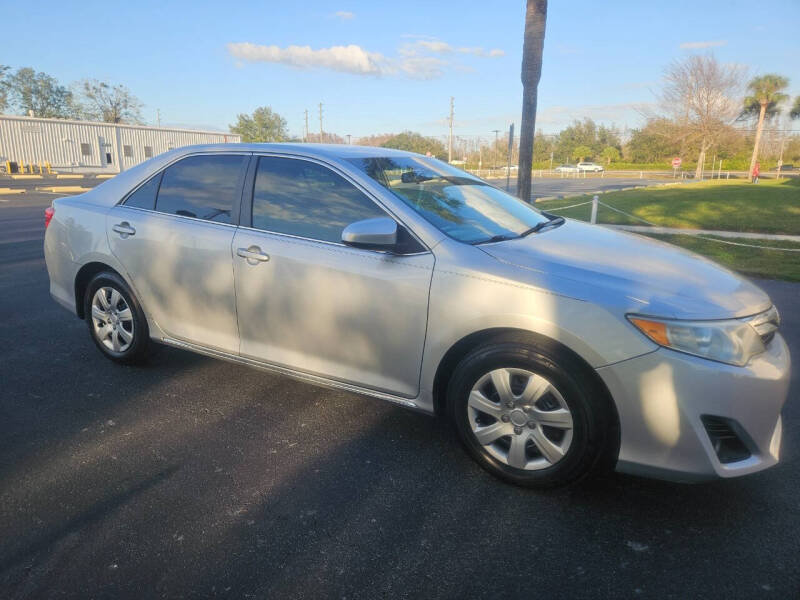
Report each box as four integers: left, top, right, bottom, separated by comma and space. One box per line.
0, 114, 241, 173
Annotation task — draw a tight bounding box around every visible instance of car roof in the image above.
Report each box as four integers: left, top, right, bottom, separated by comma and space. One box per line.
168, 143, 418, 160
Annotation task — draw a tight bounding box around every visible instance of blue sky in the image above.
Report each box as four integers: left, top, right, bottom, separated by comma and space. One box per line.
3, 0, 799, 139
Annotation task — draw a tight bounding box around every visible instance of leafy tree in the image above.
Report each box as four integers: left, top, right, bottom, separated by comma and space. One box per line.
381, 131, 446, 158
532, 130, 553, 163
596, 124, 621, 154
76, 79, 142, 123
0, 65, 9, 113
553, 118, 620, 163
356, 133, 394, 147
741, 74, 790, 178
229, 106, 288, 142
571, 145, 592, 162
790, 96, 800, 120
517, 0, 548, 202
625, 119, 681, 163
5, 67, 73, 118
601, 146, 620, 165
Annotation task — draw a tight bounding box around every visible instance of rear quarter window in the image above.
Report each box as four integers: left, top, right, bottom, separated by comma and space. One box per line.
155, 154, 247, 224
123, 173, 162, 210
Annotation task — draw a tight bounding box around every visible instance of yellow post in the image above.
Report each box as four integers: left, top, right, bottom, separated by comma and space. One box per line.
4, 160, 10, 174
45, 161, 52, 174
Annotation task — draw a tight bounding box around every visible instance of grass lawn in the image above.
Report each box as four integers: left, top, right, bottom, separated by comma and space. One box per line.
639, 234, 800, 282
536, 177, 800, 235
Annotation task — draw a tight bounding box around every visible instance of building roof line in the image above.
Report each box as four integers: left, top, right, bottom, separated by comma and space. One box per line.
0, 113, 239, 138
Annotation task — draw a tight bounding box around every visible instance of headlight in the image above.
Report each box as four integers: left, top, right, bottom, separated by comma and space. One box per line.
628, 314, 767, 366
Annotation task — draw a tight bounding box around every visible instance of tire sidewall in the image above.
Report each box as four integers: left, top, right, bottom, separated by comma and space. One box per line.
84, 272, 149, 363
448, 342, 602, 488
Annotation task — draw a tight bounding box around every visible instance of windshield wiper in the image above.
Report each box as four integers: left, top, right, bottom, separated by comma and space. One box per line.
472, 234, 517, 245
520, 215, 565, 237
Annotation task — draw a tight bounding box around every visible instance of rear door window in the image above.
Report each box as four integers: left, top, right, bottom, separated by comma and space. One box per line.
155, 154, 247, 224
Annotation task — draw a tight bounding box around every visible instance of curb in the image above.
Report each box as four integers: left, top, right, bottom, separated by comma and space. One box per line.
36, 186, 91, 193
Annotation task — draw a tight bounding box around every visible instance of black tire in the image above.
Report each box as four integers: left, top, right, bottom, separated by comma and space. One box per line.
83, 271, 150, 364
447, 335, 615, 488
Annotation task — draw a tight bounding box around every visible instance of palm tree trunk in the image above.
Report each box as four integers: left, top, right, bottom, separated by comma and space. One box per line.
748, 102, 767, 181
694, 142, 707, 180
517, 0, 547, 202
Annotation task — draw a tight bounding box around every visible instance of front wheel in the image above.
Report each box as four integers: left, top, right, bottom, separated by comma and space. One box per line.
84, 271, 151, 364
448, 339, 614, 488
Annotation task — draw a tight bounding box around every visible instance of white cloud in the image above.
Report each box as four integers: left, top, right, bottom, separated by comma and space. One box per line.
399, 56, 448, 79
333, 10, 354, 20
679, 40, 727, 49
227, 36, 503, 79
403, 38, 504, 58
227, 42, 388, 76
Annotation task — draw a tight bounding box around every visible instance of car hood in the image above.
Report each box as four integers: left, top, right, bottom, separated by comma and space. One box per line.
479, 219, 771, 320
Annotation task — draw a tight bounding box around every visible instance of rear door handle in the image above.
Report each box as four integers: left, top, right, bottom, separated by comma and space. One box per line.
112, 222, 136, 237
237, 245, 270, 263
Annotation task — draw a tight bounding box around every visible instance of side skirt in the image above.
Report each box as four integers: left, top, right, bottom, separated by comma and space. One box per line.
160, 337, 422, 411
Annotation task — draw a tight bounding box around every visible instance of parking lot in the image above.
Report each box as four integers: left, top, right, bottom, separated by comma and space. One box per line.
1, 188, 798, 598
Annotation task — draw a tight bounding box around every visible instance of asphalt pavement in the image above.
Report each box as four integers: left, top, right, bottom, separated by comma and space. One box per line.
0, 191, 798, 599
488, 175, 679, 200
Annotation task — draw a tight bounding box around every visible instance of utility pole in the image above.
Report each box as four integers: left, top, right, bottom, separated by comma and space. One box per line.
304, 109, 309, 142
448, 97, 454, 163
318, 102, 324, 143
491, 129, 500, 169
156, 109, 161, 128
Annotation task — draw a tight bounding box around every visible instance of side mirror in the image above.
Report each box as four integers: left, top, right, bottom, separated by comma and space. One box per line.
341, 217, 398, 250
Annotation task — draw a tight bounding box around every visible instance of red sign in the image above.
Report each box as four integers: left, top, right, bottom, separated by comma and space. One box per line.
671, 157, 682, 168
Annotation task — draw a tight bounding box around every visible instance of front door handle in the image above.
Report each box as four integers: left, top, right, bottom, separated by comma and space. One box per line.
112, 222, 136, 238
237, 245, 270, 264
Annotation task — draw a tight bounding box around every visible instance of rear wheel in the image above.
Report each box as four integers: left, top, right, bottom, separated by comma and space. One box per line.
448, 338, 613, 488
84, 272, 150, 364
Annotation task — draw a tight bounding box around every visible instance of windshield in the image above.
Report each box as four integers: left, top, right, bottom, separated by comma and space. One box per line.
348, 156, 549, 244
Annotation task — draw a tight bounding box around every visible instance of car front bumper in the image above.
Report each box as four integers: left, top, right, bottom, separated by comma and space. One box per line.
596, 334, 790, 482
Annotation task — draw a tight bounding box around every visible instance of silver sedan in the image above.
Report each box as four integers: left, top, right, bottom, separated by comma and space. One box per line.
44, 144, 790, 487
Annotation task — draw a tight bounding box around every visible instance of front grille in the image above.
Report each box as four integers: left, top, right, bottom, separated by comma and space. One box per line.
746, 306, 780, 345
701, 416, 751, 464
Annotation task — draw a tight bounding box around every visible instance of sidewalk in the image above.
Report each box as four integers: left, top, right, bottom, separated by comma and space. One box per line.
605, 224, 800, 242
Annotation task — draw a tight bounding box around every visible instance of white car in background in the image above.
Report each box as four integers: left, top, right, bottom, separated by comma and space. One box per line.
554, 164, 579, 173
577, 162, 604, 172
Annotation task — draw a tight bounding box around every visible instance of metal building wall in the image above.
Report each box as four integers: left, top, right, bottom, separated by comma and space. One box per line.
0, 115, 240, 173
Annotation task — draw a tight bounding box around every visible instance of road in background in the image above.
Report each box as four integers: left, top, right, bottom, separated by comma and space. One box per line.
1, 191, 798, 598
487, 175, 679, 200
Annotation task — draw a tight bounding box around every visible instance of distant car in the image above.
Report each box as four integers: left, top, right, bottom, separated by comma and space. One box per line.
554, 164, 579, 173
772, 164, 795, 172
577, 162, 604, 172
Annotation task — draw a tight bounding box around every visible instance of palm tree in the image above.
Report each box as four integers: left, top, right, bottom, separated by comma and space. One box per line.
517, 0, 547, 202
742, 75, 789, 180
791, 96, 800, 120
